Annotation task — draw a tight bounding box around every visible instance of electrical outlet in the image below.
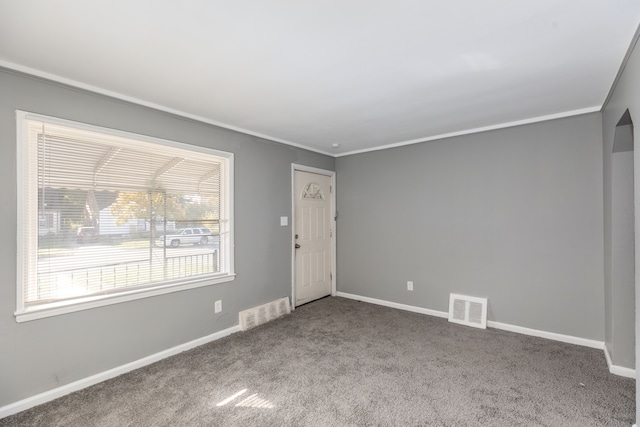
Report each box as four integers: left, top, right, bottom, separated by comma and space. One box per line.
407, 281, 413, 291
215, 300, 222, 313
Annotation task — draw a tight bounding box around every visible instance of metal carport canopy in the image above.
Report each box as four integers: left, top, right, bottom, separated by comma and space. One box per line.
28, 118, 222, 195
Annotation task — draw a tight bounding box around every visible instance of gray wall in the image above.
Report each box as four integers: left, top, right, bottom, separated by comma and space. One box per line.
612, 149, 635, 365
0, 69, 334, 407
604, 122, 635, 369
601, 26, 640, 420
336, 113, 605, 340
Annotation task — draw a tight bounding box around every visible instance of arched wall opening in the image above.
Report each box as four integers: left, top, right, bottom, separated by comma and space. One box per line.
608, 109, 635, 368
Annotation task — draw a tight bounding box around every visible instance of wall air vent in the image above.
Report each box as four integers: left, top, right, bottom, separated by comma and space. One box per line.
448, 294, 488, 329
239, 297, 291, 331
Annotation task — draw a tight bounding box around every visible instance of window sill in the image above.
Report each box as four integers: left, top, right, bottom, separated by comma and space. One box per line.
15, 274, 236, 323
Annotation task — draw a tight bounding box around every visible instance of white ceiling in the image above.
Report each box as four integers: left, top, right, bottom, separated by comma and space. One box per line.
1, 1, 640, 157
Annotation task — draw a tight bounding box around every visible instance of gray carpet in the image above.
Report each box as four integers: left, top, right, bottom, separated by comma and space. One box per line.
1, 296, 635, 426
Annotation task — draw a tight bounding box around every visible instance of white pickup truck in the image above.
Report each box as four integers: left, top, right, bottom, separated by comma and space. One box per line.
157, 227, 211, 247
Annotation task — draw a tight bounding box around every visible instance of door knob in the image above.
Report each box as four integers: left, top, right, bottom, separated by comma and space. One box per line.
295, 243, 301, 249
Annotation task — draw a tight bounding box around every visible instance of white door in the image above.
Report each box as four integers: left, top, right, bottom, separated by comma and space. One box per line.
294, 170, 333, 306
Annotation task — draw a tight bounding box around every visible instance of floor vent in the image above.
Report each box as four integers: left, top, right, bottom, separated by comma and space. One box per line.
239, 297, 291, 331
448, 294, 488, 329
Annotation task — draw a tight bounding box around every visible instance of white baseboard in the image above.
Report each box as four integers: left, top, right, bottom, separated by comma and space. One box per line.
337, 291, 602, 348
336, 292, 449, 319
0, 324, 241, 419
334, 292, 638, 377
486, 320, 603, 349
603, 344, 636, 379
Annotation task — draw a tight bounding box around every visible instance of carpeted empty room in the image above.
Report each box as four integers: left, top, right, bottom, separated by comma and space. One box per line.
3, 3, 640, 427
0, 297, 634, 426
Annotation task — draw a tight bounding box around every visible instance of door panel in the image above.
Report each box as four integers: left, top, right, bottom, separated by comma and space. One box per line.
316, 251, 326, 282
294, 170, 332, 305
301, 253, 311, 287
317, 207, 326, 238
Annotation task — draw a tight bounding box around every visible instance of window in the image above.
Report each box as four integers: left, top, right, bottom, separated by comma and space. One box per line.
301, 182, 325, 200
16, 111, 234, 321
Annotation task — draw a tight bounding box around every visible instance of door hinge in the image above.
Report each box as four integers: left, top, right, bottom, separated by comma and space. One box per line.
330, 272, 333, 281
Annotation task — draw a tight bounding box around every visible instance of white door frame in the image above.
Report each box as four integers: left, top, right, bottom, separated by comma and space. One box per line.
291, 164, 336, 308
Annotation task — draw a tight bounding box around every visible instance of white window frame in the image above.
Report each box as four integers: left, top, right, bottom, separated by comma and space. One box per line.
16, 111, 235, 322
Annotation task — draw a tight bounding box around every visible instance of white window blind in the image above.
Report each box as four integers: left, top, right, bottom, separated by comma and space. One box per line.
16, 111, 234, 321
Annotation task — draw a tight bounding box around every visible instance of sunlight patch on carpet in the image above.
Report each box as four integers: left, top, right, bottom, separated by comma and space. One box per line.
216, 388, 275, 409
216, 389, 247, 406
235, 393, 275, 409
